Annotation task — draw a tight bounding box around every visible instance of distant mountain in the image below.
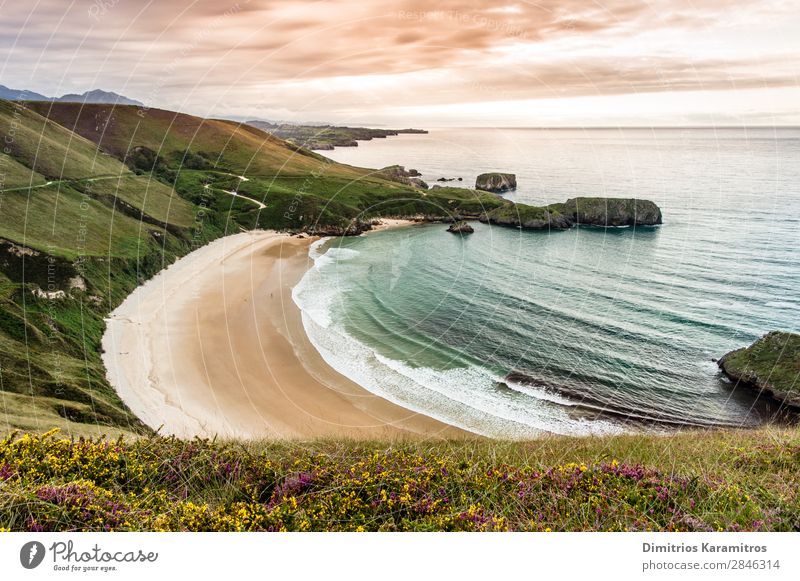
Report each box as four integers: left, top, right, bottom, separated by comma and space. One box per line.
0, 84, 50, 101
56, 89, 144, 106
0, 85, 143, 106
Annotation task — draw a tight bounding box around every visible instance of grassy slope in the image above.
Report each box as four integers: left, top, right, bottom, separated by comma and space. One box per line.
79, 174, 197, 229
484, 202, 567, 227
0, 183, 145, 259
28, 103, 506, 232
27, 102, 371, 178
0, 153, 47, 189
0, 427, 797, 531
0, 101, 123, 180
0, 102, 223, 437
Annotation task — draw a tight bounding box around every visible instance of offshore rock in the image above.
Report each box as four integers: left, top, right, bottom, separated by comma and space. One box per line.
447, 221, 474, 234
475, 172, 516, 193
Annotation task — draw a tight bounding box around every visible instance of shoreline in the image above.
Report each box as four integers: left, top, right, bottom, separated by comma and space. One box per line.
366, 218, 419, 234
102, 230, 466, 439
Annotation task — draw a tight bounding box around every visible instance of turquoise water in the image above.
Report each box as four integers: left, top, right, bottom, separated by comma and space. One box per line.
293, 128, 800, 437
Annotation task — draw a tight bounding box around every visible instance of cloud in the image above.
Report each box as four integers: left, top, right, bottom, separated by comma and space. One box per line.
0, 0, 797, 124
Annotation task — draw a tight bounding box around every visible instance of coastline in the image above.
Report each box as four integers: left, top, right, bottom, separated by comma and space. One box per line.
102, 230, 466, 439
366, 218, 419, 234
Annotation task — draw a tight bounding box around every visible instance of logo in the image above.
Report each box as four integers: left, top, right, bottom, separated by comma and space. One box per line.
20, 541, 46, 569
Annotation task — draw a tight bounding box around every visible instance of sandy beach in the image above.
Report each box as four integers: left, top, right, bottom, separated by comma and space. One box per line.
102, 229, 463, 439
366, 218, 419, 233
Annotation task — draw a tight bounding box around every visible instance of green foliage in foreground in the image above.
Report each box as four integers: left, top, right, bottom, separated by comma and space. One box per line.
1, 428, 798, 532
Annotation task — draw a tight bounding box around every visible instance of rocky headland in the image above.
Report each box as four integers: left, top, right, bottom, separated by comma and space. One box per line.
718, 331, 800, 409
246, 121, 428, 150
301, 194, 663, 237
378, 165, 428, 189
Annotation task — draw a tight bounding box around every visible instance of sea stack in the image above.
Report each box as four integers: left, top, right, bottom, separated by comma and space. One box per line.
447, 221, 474, 234
556, 197, 662, 227
476, 172, 516, 193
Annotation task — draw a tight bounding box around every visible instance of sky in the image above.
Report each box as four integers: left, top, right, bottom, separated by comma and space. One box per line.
1, 0, 799, 126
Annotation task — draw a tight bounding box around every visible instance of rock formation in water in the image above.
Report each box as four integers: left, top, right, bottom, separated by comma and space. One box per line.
447, 221, 474, 234
379, 165, 428, 189
718, 331, 800, 409
479, 197, 662, 230
552, 197, 663, 227
476, 172, 517, 193
480, 206, 572, 229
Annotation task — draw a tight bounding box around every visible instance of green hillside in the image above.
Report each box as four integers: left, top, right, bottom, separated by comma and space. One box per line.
26, 103, 509, 233
0, 153, 47, 189
719, 332, 800, 409
27, 102, 373, 178
0, 100, 124, 180
0, 102, 224, 436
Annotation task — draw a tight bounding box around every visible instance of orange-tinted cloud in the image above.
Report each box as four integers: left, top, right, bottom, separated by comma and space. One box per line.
1, 0, 798, 124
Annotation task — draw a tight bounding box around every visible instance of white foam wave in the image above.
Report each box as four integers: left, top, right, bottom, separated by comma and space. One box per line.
503, 380, 576, 407
292, 242, 624, 438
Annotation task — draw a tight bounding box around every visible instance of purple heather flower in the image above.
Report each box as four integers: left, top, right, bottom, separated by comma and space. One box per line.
0, 463, 13, 480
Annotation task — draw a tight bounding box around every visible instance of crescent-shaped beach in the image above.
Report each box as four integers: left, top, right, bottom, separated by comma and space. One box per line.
101, 230, 463, 439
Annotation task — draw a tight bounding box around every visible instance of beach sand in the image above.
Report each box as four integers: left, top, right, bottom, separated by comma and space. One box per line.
102, 230, 464, 439
367, 218, 419, 233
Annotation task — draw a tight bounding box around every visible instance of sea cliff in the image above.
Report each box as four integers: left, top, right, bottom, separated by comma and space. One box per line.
718, 331, 800, 409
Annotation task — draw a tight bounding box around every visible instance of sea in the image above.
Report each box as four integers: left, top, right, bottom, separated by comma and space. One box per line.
292, 127, 800, 438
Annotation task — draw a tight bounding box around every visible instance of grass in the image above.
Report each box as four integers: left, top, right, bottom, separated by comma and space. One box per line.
0, 183, 147, 259
173, 172, 508, 232
0, 100, 125, 180
0, 153, 47, 189
25, 102, 360, 178
484, 202, 566, 227
77, 175, 197, 229
720, 332, 800, 400
0, 427, 798, 532
0, 102, 233, 436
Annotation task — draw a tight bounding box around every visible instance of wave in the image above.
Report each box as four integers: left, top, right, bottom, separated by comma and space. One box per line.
292, 240, 624, 438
